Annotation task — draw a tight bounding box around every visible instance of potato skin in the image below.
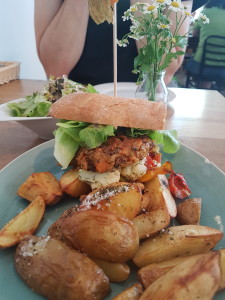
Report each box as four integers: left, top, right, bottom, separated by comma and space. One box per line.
47, 206, 78, 246
15, 236, 110, 300
61, 210, 139, 262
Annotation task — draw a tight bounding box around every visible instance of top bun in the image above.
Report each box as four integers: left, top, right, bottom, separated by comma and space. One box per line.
49, 92, 167, 130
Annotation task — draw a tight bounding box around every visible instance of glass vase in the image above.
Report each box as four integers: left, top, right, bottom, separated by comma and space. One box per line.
135, 71, 168, 103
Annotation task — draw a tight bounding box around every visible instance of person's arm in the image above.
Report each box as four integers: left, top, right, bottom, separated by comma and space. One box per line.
34, 0, 89, 78
130, 0, 193, 85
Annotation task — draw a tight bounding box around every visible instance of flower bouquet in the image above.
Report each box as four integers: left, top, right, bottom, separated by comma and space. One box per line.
118, 0, 209, 102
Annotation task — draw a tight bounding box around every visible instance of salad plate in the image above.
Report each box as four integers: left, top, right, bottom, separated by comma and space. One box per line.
0, 98, 57, 140
0, 76, 98, 140
94, 82, 176, 101
0, 140, 225, 299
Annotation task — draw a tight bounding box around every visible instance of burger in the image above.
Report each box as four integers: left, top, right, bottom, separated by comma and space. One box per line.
49, 92, 180, 190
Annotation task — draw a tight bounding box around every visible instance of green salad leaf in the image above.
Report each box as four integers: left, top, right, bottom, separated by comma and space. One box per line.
85, 84, 99, 93
7, 76, 97, 117
8, 93, 51, 117
79, 124, 115, 148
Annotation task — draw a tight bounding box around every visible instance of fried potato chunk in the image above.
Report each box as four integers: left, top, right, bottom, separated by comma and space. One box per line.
61, 209, 139, 263
143, 175, 177, 218
177, 198, 202, 225
133, 225, 223, 267
47, 206, 77, 246
79, 182, 144, 220
17, 172, 62, 205
132, 209, 170, 239
0, 195, 45, 248
15, 236, 110, 300
139, 252, 221, 300
60, 168, 91, 197
112, 282, 143, 300
91, 258, 130, 282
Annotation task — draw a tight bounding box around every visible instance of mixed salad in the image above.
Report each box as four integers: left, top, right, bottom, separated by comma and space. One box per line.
7, 76, 97, 117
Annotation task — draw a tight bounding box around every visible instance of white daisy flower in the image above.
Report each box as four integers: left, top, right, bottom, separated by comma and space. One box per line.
168, 0, 184, 12
199, 13, 210, 24
155, 0, 169, 5
157, 23, 170, 30
143, 4, 158, 14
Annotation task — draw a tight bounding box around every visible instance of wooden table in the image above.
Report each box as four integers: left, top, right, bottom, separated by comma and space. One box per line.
0, 80, 225, 172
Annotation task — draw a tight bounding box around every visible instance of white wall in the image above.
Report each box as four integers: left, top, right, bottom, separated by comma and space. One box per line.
0, 0, 46, 80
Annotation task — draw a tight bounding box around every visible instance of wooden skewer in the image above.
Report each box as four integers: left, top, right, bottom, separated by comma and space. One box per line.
113, 2, 117, 97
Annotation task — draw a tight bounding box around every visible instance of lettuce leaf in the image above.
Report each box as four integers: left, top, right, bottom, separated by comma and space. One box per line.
7, 76, 98, 117
79, 124, 115, 148
8, 93, 51, 117
85, 84, 99, 93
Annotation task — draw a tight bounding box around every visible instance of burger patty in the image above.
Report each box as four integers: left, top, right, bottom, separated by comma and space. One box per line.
75, 135, 156, 173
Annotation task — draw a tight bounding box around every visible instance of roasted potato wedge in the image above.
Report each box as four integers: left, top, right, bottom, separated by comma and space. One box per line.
139, 249, 225, 290
138, 256, 191, 288
177, 198, 202, 225
143, 175, 177, 218
132, 209, 170, 239
15, 236, 110, 300
138, 263, 172, 289
139, 161, 173, 183
61, 209, 139, 263
133, 225, 223, 267
60, 168, 91, 197
17, 172, 62, 205
91, 258, 130, 282
112, 282, 143, 300
79, 182, 143, 220
0, 195, 45, 248
139, 252, 220, 300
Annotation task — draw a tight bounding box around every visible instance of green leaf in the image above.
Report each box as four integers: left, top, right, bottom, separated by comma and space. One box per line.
149, 130, 181, 153
54, 127, 80, 169
85, 84, 99, 93
79, 124, 115, 148
7, 94, 52, 117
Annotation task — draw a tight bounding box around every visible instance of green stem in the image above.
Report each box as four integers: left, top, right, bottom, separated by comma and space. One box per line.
146, 71, 159, 101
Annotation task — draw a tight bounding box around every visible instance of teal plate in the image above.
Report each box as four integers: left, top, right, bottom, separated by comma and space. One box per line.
0, 140, 225, 300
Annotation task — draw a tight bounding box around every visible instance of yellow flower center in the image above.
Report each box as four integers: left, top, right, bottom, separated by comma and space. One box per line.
147, 5, 156, 11
185, 11, 191, 16
171, 1, 180, 8
131, 7, 137, 12
172, 38, 176, 43
156, 0, 165, 3
160, 24, 167, 28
